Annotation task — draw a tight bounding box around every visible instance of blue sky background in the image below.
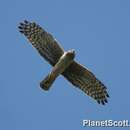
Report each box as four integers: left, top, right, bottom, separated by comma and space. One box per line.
0, 0, 130, 129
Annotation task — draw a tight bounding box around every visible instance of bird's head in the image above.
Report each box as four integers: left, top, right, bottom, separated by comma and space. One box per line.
66, 49, 75, 59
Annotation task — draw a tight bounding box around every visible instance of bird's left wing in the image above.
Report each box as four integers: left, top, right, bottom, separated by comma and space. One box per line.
62, 61, 109, 105
18, 20, 64, 66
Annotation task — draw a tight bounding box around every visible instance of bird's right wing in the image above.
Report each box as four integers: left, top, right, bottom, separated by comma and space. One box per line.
63, 61, 109, 105
18, 20, 64, 66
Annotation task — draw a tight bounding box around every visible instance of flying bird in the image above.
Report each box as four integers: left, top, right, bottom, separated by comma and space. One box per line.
18, 20, 109, 105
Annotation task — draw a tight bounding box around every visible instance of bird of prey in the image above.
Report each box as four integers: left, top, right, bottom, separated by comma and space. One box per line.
18, 20, 109, 105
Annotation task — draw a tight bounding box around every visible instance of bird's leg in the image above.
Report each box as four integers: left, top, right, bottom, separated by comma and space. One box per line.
40, 50, 75, 90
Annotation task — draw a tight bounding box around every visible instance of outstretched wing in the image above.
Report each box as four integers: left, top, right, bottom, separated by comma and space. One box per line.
18, 20, 64, 66
63, 61, 109, 105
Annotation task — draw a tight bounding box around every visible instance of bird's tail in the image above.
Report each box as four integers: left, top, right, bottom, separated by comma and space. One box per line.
40, 73, 56, 91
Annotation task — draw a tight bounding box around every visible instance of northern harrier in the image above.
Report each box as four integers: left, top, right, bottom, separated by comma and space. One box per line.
18, 20, 109, 105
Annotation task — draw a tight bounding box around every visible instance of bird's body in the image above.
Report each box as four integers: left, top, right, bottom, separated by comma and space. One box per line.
40, 50, 75, 90
18, 20, 109, 105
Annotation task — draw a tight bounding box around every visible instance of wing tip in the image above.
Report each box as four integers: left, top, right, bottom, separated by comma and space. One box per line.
18, 20, 31, 34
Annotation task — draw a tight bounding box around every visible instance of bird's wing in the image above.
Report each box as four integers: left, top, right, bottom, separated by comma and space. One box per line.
62, 61, 109, 105
18, 20, 64, 66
